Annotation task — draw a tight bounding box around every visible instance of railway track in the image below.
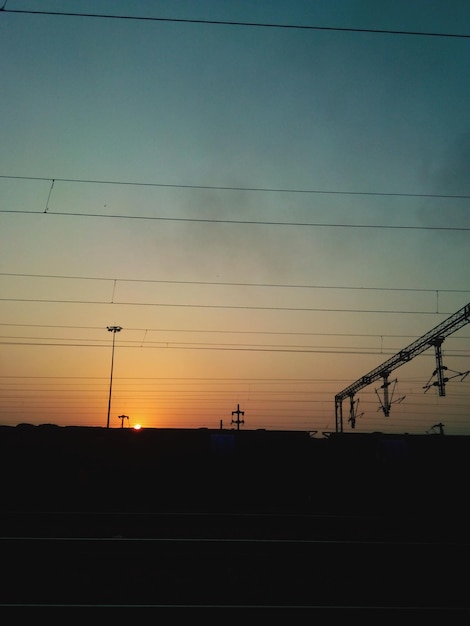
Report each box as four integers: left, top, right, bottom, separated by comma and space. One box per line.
1, 510, 469, 613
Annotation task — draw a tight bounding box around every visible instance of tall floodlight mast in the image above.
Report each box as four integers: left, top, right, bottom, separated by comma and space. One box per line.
334, 303, 470, 433
106, 326, 122, 429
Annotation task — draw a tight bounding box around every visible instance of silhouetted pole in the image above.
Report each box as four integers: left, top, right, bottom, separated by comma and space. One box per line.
231, 404, 245, 430
118, 414, 129, 428
106, 326, 122, 428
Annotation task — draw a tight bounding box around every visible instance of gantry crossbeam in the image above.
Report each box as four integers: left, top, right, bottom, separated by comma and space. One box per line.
334, 302, 470, 432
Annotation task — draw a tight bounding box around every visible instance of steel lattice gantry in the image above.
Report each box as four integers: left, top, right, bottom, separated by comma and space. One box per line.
334, 302, 470, 432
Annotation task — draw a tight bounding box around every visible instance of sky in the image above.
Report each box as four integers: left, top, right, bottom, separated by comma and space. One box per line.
1, 0, 469, 435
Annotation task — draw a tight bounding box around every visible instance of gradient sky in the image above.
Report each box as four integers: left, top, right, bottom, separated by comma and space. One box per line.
1, 0, 469, 435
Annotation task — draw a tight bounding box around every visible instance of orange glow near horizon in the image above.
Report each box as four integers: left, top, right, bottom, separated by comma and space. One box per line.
1, 6, 470, 437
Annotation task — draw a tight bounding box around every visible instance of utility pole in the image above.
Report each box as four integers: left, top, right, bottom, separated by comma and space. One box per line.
106, 326, 122, 428
118, 414, 129, 428
231, 404, 245, 430
432, 422, 445, 436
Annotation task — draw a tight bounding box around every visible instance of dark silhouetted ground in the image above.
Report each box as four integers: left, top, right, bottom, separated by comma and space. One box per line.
1, 425, 469, 614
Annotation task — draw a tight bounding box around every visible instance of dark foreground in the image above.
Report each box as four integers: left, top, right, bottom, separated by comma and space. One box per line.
1, 425, 469, 615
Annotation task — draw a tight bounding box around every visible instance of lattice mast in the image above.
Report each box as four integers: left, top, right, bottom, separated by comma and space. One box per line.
334, 302, 470, 432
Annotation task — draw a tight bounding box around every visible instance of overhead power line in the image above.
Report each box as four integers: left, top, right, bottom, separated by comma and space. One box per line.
1, 209, 468, 231
1, 271, 469, 294
0, 296, 462, 316
2, 175, 468, 230
1, 175, 469, 199
0, 376, 353, 382
1, 7, 469, 38
3, 323, 468, 342
1, 340, 466, 357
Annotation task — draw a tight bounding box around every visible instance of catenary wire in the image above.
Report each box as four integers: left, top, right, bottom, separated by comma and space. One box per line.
2, 175, 470, 199
1, 7, 469, 38
0, 297, 464, 315
0, 341, 442, 355
2, 322, 468, 341
2, 209, 469, 231
1, 272, 469, 294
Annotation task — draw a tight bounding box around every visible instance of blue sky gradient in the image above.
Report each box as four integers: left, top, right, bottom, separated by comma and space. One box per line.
1, 1, 469, 434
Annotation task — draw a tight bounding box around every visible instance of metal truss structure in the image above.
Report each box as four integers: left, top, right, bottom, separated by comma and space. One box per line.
334, 302, 470, 432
